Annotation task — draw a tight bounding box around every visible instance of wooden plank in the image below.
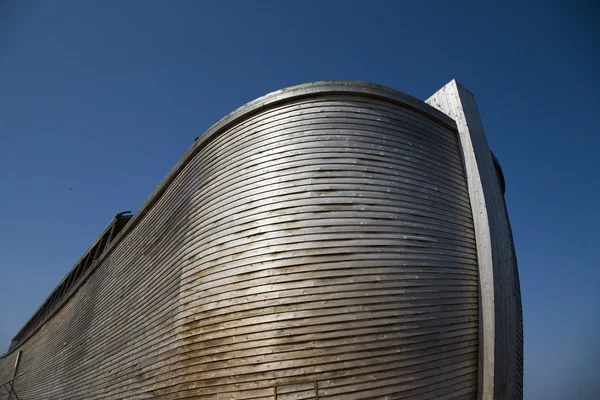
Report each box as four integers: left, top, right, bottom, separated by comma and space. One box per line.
426, 79, 523, 400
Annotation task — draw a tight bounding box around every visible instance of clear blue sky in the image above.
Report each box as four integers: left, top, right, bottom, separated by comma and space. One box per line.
0, 1, 598, 398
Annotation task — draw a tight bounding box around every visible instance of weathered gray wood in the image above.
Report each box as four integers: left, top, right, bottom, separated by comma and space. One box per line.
5, 215, 132, 355
0, 81, 481, 399
426, 80, 523, 400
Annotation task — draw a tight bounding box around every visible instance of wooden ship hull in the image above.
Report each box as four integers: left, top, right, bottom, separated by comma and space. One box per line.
0, 81, 523, 399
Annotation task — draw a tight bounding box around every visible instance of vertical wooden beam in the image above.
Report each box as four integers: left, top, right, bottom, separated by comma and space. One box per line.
426, 80, 523, 400
8, 350, 22, 396
103, 223, 117, 253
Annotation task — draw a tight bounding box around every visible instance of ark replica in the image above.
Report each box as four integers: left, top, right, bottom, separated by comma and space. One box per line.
0, 80, 522, 400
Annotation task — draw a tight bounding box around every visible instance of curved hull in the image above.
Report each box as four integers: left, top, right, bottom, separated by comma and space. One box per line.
0, 81, 522, 399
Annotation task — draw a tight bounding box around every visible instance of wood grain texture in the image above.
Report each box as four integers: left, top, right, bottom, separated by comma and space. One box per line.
426, 80, 523, 400
1, 81, 479, 399
7, 215, 132, 354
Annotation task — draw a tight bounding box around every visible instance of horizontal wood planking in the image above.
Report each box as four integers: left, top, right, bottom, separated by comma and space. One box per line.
7, 214, 132, 354
1, 83, 478, 399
